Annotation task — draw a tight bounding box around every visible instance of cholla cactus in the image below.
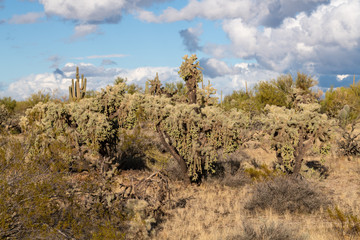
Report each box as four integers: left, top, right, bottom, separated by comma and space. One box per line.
148, 73, 162, 96
0, 104, 9, 127
198, 80, 218, 106
265, 103, 333, 175
178, 54, 203, 104
69, 67, 87, 101
22, 79, 257, 182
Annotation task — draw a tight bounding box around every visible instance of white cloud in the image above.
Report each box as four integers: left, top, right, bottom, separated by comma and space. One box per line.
39, 0, 171, 23
220, 0, 360, 74
138, 0, 360, 77
8, 12, 45, 24
336, 74, 349, 81
71, 24, 100, 40
0, 63, 180, 100
0, 61, 282, 100
138, 0, 329, 27
179, 23, 203, 52
200, 58, 279, 94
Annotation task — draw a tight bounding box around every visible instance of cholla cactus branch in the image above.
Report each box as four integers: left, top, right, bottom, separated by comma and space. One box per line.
178, 54, 203, 104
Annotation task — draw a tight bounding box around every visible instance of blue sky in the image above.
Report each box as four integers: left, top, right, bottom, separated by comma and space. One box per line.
1, 0, 360, 100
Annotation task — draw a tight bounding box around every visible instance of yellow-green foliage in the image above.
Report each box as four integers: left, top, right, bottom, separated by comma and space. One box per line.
141, 94, 255, 179
21, 83, 130, 156
148, 72, 162, 96
321, 85, 360, 122
225, 73, 319, 112
178, 54, 203, 104
328, 206, 360, 239
20, 78, 263, 180
0, 97, 16, 113
222, 89, 255, 112
244, 164, 279, 181
264, 103, 333, 174
0, 133, 125, 239
254, 79, 290, 109
197, 80, 218, 106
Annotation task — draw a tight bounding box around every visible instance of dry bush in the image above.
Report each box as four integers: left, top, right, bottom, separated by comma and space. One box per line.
245, 176, 329, 214
328, 206, 360, 239
0, 133, 127, 239
206, 151, 251, 187
227, 220, 305, 240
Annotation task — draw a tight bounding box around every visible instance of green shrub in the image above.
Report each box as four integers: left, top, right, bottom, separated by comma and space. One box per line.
244, 163, 279, 181
254, 80, 289, 109
222, 90, 255, 112
0, 97, 16, 113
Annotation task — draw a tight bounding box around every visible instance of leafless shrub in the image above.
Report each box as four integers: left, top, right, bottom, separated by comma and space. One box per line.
228, 220, 305, 240
245, 176, 329, 214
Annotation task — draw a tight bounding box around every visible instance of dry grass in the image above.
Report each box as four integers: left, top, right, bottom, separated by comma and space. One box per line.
149, 154, 360, 240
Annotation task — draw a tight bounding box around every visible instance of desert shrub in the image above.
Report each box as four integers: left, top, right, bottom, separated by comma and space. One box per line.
254, 80, 290, 109
222, 90, 256, 113
14, 90, 52, 113
328, 206, 360, 239
206, 151, 251, 187
0, 97, 16, 113
115, 77, 143, 95
244, 163, 279, 181
295, 72, 317, 94
228, 220, 305, 240
245, 176, 328, 214
0, 133, 126, 239
320, 83, 360, 120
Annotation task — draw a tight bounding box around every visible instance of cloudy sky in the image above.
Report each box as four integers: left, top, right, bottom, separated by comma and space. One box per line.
1, 0, 359, 100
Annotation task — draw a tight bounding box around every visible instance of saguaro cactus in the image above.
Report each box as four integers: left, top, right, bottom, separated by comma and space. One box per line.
69, 67, 87, 101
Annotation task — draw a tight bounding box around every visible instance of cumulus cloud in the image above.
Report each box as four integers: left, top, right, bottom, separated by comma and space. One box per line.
336, 74, 349, 81
179, 24, 203, 52
199, 58, 279, 94
138, 0, 329, 27
0, 60, 282, 100
37, 0, 171, 38
8, 12, 45, 24
39, 0, 171, 24
70, 24, 100, 40
219, 0, 360, 74
138, 0, 360, 79
0, 63, 180, 100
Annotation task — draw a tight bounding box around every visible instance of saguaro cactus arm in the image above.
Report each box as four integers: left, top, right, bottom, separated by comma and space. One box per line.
69, 67, 87, 101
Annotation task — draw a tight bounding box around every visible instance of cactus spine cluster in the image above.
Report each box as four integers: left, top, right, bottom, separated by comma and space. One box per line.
69, 67, 87, 101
